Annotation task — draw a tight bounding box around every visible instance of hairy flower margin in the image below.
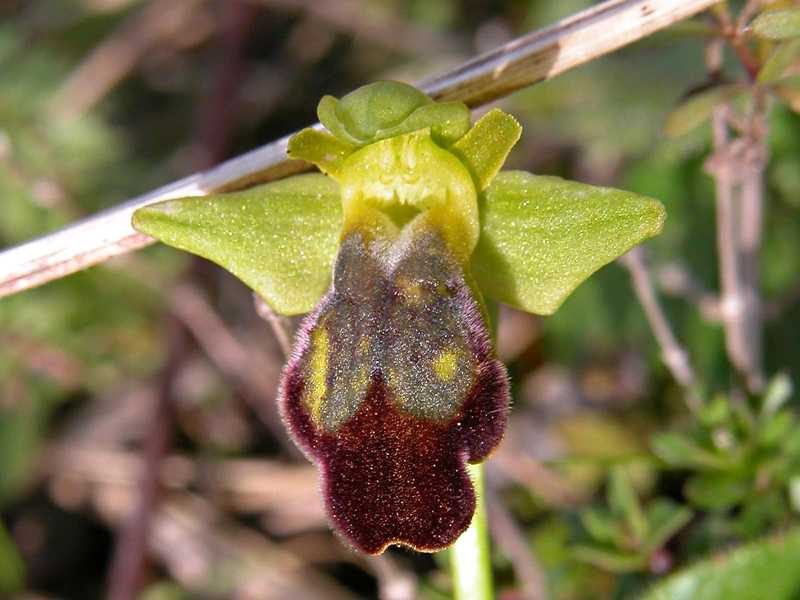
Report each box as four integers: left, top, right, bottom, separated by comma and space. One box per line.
133, 81, 666, 554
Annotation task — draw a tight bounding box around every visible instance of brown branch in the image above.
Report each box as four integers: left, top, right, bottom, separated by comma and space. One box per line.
486, 485, 547, 600
704, 34, 767, 392
51, 0, 210, 118
710, 2, 759, 80
253, 293, 293, 358
620, 247, 702, 412
258, 0, 463, 55
656, 262, 722, 322
736, 0, 763, 32
106, 317, 188, 600
170, 283, 295, 452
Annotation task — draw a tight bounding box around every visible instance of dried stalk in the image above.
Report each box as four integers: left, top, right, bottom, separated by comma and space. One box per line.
0, 0, 722, 299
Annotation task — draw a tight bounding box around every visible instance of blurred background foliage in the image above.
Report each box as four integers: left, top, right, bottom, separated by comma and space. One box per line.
1, 0, 799, 599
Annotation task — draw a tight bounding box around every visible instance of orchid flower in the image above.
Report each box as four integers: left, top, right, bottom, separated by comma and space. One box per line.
133, 81, 665, 554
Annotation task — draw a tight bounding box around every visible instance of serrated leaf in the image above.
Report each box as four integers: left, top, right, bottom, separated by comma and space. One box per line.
640, 528, 800, 600
573, 544, 648, 573
663, 85, 744, 138
758, 39, 800, 83
684, 473, 750, 510
752, 9, 800, 40
132, 174, 342, 316
472, 171, 665, 315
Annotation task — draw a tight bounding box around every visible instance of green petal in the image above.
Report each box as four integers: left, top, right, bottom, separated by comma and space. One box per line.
287, 128, 355, 177
472, 171, 666, 315
132, 173, 342, 315
318, 95, 362, 146
450, 108, 522, 190
374, 101, 470, 146
317, 82, 470, 146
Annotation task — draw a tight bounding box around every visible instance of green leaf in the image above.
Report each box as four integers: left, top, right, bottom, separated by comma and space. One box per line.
640, 528, 800, 600
609, 466, 648, 543
663, 85, 744, 138
572, 545, 647, 573
762, 372, 793, 416
684, 473, 750, 510
450, 108, 522, 190
698, 395, 731, 428
752, 9, 800, 40
132, 174, 342, 316
757, 410, 794, 448
0, 519, 24, 594
773, 76, 800, 113
581, 507, 628, 546
472, 171, 665, 315
758, 40, 800, 84
651, 432, 731, 470
784, 428, 800, 456
789, 477, 800, 512
643, 499, 693, 554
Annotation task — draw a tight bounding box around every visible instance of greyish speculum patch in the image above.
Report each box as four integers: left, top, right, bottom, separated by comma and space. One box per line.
279, 225, 510, 553
306, 229, 481, 430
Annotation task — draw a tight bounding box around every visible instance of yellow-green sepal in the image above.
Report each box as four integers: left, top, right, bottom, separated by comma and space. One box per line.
132, 173, 343, 315
450, 108, 522, 190
472, 171, 666, 315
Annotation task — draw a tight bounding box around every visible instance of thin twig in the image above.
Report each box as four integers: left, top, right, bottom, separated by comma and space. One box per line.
106, 317, 187, 600
620, 247, 702, 412
0, 0, 722, 299
736, 0, 763, 32
258, 0, 463, 55
367, 555, 419, 600
704, 38, 767, 393
656, 262, 722, 322
253, 293, 293, 358
486, 485, 547, 600
51, 0, 209, 118
170, 283, 296, 452
710, 2, 759, 79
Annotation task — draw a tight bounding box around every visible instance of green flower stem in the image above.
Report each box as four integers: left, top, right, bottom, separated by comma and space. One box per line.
450, 462, 493, 600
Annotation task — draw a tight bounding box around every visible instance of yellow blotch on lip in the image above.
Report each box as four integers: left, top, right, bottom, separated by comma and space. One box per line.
432, 349, 458, 381
305, 327, 329, 424
396, 277, 425, 305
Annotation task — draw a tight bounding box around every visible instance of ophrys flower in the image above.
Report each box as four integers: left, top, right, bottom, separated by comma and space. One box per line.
133, 81, 665, 554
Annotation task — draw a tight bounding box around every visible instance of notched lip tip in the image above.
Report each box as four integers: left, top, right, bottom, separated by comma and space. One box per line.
352, 535, 465, 555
